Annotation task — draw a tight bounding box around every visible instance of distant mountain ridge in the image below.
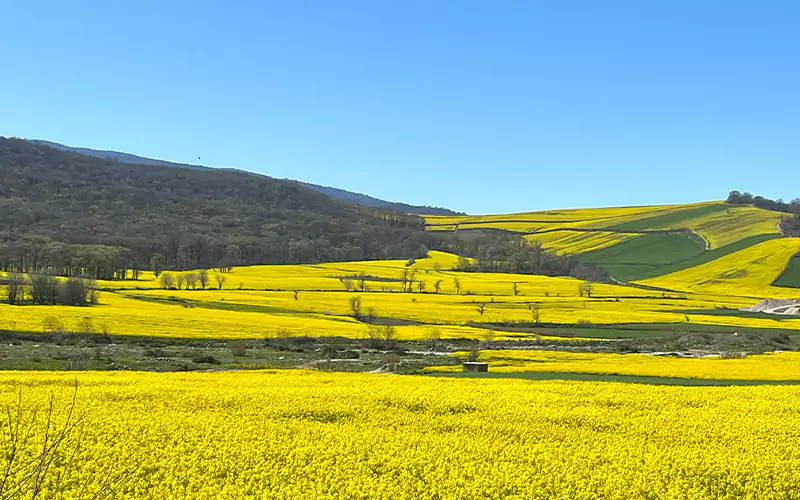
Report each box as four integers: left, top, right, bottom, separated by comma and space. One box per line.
28, 139, 461, 216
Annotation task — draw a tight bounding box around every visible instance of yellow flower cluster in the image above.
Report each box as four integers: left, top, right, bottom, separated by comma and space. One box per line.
1, 370, 800, 499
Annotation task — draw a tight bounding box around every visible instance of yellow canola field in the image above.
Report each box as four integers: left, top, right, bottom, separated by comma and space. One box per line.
89, 251, 463, 291
639, 238, 800, 298
666, 205, 784, 249
525, 231, 636, 255
4, 261, 800, 340
0, 290, 511, 340
425, 202, 705, 229
432, 350, 800, 380
427, 202, 784, 253
3, 370, 800, 499
4, 248, 800, 341
117, 288, 800, 332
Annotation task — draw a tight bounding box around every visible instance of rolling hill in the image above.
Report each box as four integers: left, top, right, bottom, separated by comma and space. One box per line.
424, 201, 799, 288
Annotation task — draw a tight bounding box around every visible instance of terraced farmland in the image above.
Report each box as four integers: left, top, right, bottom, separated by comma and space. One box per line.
426, 201, 788, 283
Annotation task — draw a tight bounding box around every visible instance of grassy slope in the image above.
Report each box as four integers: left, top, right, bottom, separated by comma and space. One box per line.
581, 234, 706, 281
639, 238, 800, 297
773, 254, 800, 288
584, 233, 784, 282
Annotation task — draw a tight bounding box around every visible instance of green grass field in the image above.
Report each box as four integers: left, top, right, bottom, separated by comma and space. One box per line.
584, 233, 784, 282
581, 233, 705, 281
774, 254, 800, 288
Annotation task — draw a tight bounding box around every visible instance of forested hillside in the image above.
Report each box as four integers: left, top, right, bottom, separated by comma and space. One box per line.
31, 139, 461, 215
0, 138, 446, 276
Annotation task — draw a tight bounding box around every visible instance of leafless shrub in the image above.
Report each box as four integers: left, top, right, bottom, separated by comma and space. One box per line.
0, 383, 135, 498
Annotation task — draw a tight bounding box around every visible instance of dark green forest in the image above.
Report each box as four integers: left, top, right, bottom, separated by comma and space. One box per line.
0, 138, 605, 281
0, 138, 447, 277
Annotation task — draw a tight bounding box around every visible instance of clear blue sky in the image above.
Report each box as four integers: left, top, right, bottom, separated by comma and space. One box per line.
2, 1, 799, 214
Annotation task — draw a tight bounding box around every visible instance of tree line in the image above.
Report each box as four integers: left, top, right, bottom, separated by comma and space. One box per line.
452, 238, 610, 282
726, 191, 800, 237
3, 273, 98, 306
726, 190, 800, 215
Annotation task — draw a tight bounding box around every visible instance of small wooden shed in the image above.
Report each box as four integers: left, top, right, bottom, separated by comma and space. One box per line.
462, 362, 489, 373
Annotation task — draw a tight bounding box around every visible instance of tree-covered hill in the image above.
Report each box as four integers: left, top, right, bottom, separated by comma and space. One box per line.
0, 138, 445, 275
30, 139, 461, 215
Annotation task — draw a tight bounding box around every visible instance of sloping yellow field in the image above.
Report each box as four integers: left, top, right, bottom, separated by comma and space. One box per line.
639, 238, 800, 297
425, 202, 704, 229
2, 370, 800, 499
525, 230, 636, 254
668, 205, 784, 249
431, 350, 800, 380
427, 202, 784, 252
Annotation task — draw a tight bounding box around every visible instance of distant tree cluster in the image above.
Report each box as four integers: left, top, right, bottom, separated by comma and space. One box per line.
727, 191, 800, 237
781, 216, 800, 237
158, 269, 224, 290
452, 237, 609, 282
0, 240, 131, 279
726, 190, 800, 215
3, 273, 97, 306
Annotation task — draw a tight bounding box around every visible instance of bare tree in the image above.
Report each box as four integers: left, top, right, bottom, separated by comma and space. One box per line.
293, 290, 299, 300
365, 307, 377, 324
349, 296, 362, 319
197, 269, 209, 290
453, 277, 461, 295
175, 274, 185, 290
512, 282, 520, 296
401, 269, 409, 292
342, 279, 353, 292
417, 280, 426, 293
425, 326, 442, 341
382, 325, 397, 348
477, 302, 486, 315
528, 303, 541, 324
5, 273, 26, 305
0, 383, 135, 498
434, 279, 443, 294
578, 282, 593, 298
215, 273, 226, 290
407, 269, 417, 292
358, 275, 367, 292
185, 273, 198, 290
150, 253, 165, 278
30, 274, 59, 305
433, 262, 442, 273
159, 273, 175, 290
